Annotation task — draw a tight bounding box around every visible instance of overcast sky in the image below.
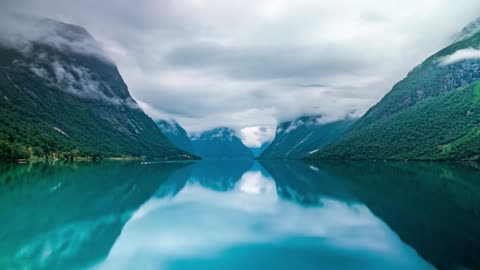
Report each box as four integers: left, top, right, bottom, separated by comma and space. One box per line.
3, 0, 480, 146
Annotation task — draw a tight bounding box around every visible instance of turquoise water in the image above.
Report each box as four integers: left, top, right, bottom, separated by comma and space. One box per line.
0, 160, 479, 270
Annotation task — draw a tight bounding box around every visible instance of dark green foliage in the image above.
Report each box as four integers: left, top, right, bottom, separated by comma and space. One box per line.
309, 29, 480, 161
259, 116, 355, 159
353, 31, 480, 129
0, 20, 190, 160
311, 82, 480, 160
0, 141, 30, 160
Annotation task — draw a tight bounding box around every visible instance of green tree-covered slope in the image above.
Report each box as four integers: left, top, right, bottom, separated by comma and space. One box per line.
310, 82, 480, 160
309, 22, 480, 161
0, 18, 191, 160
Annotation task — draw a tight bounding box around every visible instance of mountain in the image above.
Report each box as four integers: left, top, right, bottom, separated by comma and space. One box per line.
249, 142, 270, 158
0, 17, 192, 160
455, 17, 480, 42
191, 128, 254, 160
259, 115, 356, 159
156, 120, 195, 154
309, 19, 480, 161
156, 121, 255, 160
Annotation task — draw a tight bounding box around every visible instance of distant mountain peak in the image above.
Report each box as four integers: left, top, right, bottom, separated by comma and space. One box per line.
36, 17, 94, 42
260, 115, 355, 159
454, 17, 480, 43
277, 115, 322, 134
191, 127, 253, 159
156, 120, 194, 154
157, 119, 181, 135
193, 127, 237, 141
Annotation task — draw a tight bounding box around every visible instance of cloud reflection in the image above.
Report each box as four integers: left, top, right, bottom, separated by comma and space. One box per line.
95, 163, 434, 270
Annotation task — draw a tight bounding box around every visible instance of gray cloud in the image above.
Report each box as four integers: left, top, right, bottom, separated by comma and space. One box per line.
0, 13, 112, 64
164, 43, 371, 80
1, 0, 480, 146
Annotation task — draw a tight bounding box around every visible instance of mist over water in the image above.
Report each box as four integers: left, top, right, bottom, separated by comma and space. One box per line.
0, 160, 479, 270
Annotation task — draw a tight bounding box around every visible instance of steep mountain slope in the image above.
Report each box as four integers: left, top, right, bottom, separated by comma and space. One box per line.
309, 20, 480, 161
191, 128, 254, 160
259, 116, 355, 159
249, 142, 271, 158
0, 18, 190, 160
156, 120, 195, 154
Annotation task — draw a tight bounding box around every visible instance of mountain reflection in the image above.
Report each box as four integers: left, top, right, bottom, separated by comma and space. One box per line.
0, 161, 186, 270
96, 161, 434, 270
154, 160, 254, 198
310, 161, 480, 270
1, 160, 479, 270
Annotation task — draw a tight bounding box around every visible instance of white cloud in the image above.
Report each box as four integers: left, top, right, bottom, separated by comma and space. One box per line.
239, 126, 276, 147
136, 100, 174, 120
96, 172, 433, 270
439, 47, 480, 65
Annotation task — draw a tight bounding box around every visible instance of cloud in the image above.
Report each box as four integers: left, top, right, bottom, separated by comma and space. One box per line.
239, 126, 276, 147
16, 54, 138, 108
97, 173, 432, 270
0, 12, 112, 64
164, 42, 370, 80
2, 0, 480, 145
439, 47, 480, 65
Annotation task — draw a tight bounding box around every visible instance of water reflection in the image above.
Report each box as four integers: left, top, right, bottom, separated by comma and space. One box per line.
96, 161, 433, 270
0, 161, 186, 270
0, 160, 479, 270
310, 161, 480, 270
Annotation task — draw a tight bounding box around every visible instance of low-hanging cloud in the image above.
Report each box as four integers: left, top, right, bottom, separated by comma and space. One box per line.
14, 53, 138, 108
0, 12, 113, 64
239, 126, 276, 148
439, 47, 480, 65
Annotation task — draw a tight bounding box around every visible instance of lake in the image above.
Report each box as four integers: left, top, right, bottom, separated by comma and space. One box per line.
0, 160, 479, 270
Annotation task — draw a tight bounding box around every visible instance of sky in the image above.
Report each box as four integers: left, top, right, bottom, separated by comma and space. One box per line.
2, 0, 480, 147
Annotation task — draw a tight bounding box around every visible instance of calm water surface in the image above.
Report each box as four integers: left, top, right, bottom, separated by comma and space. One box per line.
0, 160, 479, 270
